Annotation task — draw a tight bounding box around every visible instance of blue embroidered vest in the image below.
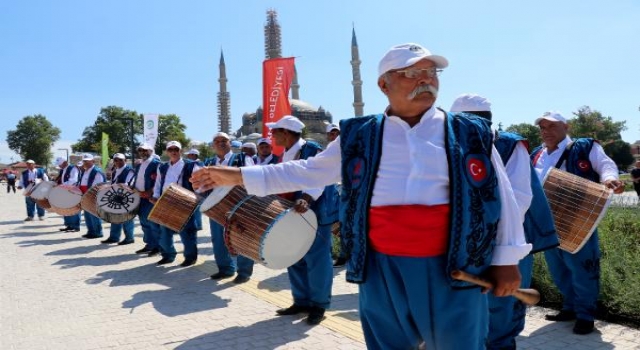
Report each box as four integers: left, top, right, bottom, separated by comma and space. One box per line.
339, 112, 500, 287
494, 131, 558, 254
158, 160, 202, 231
21, 168, 45, 187
79, 167, 106, 187
292, 141, 340, 226
204, 152, 248, 167
58, 165, 75, 185
531, 138, 599, 182
112, 165, 133, 184
132, 159, 160, 191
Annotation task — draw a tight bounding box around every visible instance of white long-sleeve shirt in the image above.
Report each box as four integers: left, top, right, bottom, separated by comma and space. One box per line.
281, 138, 323, 200
241, 107, 531, 265
134, 157, 155, 192
79, 166, 104, 186
503, 141, 534, 222
533, 136, 619, 183
111, 165, 134, 184
152, 159, 201, 198
60, 165, 79, 186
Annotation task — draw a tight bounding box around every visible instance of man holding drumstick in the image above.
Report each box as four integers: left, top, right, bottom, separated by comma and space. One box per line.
191, 43, 530, 349
532, 111, 623, 335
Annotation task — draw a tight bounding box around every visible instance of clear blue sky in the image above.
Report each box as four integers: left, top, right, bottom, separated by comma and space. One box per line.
1, 0, 639, 163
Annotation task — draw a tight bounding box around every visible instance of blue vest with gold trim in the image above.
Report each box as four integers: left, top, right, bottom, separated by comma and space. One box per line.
339, 112, 500, 287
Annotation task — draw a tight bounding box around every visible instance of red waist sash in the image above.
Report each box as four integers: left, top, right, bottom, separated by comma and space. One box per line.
369, 204, 450, 257
79, 185, 89, 194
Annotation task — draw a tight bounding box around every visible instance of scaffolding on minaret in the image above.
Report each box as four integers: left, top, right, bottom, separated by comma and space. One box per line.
351, 26, 364, 117
217, 50, 231, 134
264, 9, 282, 59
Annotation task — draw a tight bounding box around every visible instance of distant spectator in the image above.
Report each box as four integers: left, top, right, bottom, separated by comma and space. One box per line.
6, 172, 17, 193
631, 160, 640, 199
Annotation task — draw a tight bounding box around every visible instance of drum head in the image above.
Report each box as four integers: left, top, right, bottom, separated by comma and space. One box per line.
49, 185, 83, 208
200, 186, 234, 212
30, 181, 56, 200
96, 184, 140, 214
261, 209, 317, 270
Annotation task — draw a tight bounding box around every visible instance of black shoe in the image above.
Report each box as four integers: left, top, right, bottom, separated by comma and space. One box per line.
71, 228, 80, 232
101, 238, 119, 244
59, 226, 72, 232
135, 247, 152, 254
333, 257, 347, 268
545, 310, 576, 322
118, 240, 134, 246
180, 259, 196, 267
147, 248, 160, 257
156, 258, 174, 265
276, 304, 311, 316
233, 275, 250, 284
306, 307, 326, 325
210, 272, 235, 280
573, 319, 595, 335
84, 235, 103, 239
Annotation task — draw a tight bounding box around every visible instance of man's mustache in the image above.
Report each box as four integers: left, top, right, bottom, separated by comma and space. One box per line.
407, 84, 438, 100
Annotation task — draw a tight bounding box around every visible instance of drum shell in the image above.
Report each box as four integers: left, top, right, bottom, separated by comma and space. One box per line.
81, 182, 111, 217
148, 184, 198, 232
48, 185, 83, 216
542, 168, 612, 253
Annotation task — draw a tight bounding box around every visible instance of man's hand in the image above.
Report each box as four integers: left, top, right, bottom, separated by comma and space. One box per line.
190, 166, 243, 191
604, 179, 625, 194
484, 265, 521, 297
149, 197, 158, 204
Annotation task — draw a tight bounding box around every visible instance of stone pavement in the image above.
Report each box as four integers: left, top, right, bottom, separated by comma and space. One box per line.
1, 188, 639, 350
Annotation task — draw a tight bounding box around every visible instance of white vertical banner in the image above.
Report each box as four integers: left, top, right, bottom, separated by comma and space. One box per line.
143, 113, 159, 148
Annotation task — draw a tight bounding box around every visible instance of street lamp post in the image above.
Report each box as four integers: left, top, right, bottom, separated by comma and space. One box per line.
116, 118, 136, 164
57, 148, 69, 161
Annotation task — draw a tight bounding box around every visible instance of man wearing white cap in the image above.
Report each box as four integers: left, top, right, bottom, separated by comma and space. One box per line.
192, 43, 529, 348
131, 144, 162, 256
255, 138, 279, 165
101, 153, 136, 245
55, 157, 80, 232
18, 159, 49, 221
241, 142, 257, 162
151, 141, 202, 266
325, 123, 340, 143
532, 111, 623, 335
324, 123, 346, 268
185, 148, 200, 162
78, 154, 106, 238
451, 94, 558, 349
204, 132, 255, 283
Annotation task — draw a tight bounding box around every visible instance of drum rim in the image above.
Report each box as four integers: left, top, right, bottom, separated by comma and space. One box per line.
200, 186, 234, 212
29, 181, 56, 200
48, 185, 83, 207
259, 208, 317, 269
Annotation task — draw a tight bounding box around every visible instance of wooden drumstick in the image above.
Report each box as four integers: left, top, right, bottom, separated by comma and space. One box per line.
451, 270, 541, 306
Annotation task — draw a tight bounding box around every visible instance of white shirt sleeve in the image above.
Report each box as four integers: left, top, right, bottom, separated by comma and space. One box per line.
152, 167, 162, 198
504, 142, 533, 222
244, 156, 255, 166
64, 167, 80, 185
491, 145, 532, 265
42, 172, 50, 181
124, 169, 135, 184
589, 142, 619, 182
242, 137, 342, 196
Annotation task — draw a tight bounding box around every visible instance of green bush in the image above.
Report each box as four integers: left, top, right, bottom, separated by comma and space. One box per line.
532, 206, 640, 327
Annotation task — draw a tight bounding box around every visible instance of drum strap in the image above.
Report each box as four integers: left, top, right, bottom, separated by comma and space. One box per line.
554, 141, 575, 169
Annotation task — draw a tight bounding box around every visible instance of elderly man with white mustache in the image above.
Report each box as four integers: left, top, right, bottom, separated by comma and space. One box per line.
191, 43, 530, 350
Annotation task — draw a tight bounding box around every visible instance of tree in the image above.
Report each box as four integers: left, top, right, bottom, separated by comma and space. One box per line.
568, 106, 626, 142
196, 143, 214, 160
603, 140, 634, 171
72, 106, 143, 156
505, 123, 541, 152
7, 115, 61, 165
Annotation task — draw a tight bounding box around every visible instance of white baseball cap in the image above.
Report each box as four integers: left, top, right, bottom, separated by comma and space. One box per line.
26, 159, 35, 164
450, 94, 492, 113
137, 143, 153, 151
82, 154, 94, 161
186, 148, 200, 155
113, 153, 126, 160
257, 137, 272, 145
378, 43, 448, 77
326, 123, 340, 133
213, 132, 230, 140
166, 141, 182, 150
266, 115, 305, 133
242, 142, 257, 150
55, 157, 66, 166
535, 111, 567, 125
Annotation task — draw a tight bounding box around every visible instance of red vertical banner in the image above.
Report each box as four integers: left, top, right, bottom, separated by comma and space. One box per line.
263, 57, 295, 156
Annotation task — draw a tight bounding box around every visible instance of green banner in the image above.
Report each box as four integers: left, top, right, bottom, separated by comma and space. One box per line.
101, 132, 109, 169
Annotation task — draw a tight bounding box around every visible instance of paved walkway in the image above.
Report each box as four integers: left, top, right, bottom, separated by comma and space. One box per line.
1, 188, 639, 349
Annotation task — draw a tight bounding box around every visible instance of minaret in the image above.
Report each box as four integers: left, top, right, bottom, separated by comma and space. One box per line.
291, 65, 300, 100
350, 26, 364, 117
264, 9, 282, 59
217, 50, 231, 133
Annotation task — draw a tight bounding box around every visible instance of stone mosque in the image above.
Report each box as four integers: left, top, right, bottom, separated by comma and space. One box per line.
215, 9, 364, 147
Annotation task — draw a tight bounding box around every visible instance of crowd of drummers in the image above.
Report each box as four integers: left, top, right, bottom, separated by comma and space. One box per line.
14, 41, 634, 350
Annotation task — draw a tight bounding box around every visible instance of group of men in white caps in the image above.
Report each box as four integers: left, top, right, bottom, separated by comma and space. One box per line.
17, 40, 625, 349
189, 42, 624, 349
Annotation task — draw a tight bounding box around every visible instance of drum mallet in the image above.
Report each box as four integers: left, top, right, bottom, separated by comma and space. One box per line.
451, 270, 541, 306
